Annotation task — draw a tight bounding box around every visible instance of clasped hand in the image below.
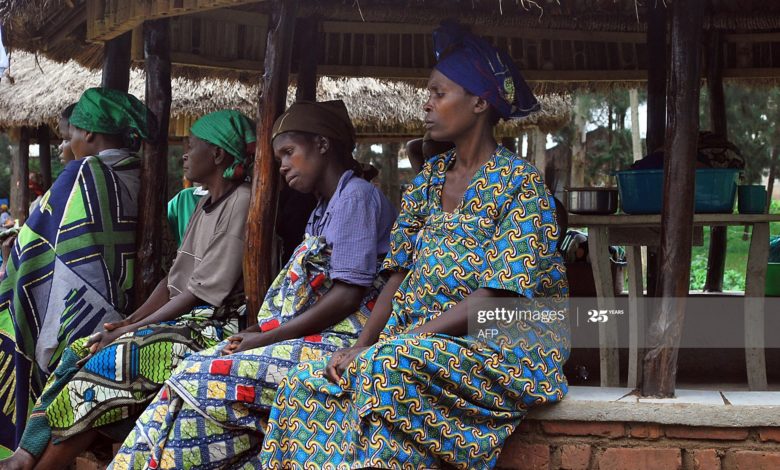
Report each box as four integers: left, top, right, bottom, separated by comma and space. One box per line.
77, 319, 132, 366
324, 346, 368, 384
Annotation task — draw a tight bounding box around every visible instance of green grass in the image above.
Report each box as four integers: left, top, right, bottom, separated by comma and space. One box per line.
688, 200, 780, 292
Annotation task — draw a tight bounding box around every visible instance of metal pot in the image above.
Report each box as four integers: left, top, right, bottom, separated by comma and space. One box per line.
565, 187, 619, 215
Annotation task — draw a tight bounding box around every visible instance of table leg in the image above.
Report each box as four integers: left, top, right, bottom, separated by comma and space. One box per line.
626, 246, 644, 390
745, 222, 769, 391
588, 226, 620, 387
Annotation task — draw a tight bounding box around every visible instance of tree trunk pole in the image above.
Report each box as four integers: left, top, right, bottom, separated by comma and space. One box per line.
704, 31, 728, 293
244, 0, 298, 321
11, 127, 30, 224
135, 19, 171, 308
295, 16, 319, 102
102, 31, 132, 92
645, 3, 668, 299
642, 0, 703, 397
571, 96, 587, 187
38, 125, 52, 191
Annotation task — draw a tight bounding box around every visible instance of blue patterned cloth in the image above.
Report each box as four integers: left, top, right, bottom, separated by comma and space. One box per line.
260, 146, 570, 470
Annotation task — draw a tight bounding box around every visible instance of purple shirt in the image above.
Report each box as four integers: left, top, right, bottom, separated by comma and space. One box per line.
306, 170, 397, 286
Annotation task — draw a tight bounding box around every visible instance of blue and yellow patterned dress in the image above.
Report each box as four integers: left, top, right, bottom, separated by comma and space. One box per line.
261, 146, 570, 470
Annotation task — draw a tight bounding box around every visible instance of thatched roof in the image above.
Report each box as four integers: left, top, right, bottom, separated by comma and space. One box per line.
0, 52, 571, 137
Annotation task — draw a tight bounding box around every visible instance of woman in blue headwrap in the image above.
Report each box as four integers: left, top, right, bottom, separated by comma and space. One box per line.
259, 22, 569, 470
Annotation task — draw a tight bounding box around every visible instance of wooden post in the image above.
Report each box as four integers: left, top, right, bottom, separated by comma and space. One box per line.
384, 143, 401, 210
11, 127, 30, 224
244, 0, 298, 320
630, 88, 642, 162
295, 16, 318, 102
102, 31, 132, 91
645, 3, 668, 298
642, 0, 703, 397
704, 31, 728, 293
135, 18, 171, 307
38, 125, 52, 191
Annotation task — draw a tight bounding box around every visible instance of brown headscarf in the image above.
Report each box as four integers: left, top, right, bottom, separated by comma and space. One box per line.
272, 100, 356, 151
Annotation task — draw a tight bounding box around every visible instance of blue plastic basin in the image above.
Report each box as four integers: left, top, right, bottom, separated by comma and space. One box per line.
616, 168, 738, 214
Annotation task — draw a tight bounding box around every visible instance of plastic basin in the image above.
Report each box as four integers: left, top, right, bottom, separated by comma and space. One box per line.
616, 168, 739, 214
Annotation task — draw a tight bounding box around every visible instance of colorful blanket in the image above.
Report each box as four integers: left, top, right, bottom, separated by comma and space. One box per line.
0, 152, 140, 457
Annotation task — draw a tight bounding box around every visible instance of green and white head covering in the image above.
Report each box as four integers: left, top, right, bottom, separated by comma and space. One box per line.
69, 88, 155, 146
190, 110, 257, 181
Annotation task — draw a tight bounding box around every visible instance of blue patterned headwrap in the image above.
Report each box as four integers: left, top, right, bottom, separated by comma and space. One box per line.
433, 21, 539, 119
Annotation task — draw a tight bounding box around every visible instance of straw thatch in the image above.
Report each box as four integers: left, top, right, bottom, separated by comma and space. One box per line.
0, 52, 571, 137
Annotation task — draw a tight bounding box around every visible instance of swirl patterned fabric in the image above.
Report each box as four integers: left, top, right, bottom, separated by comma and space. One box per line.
261, 146, 570, 470
109, 236, 384, 470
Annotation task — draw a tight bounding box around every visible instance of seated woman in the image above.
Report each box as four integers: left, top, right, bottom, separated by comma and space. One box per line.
109, 100, 397, 470
0, 109, 256, 470
260, 23, 570, 470
0, 88, 152, 459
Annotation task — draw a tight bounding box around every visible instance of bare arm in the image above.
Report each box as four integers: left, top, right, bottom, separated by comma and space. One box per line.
408, 287, 515, 336
104, 277, 170, 330
354, 270, 406, 346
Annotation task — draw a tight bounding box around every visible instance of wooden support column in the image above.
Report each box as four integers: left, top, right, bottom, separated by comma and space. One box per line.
102, 31, 132, 91
645, 3, 668, 299
704, 31, 728, 293
135, 19, 171, 307
38, 125, 52, 191
11, 127, 30, 224
244, 0, 298, 320
642, 0, 703, 397
295, 16, 319, 102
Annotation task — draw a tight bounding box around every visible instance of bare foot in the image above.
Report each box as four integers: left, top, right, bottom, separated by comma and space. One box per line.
0, 449, 36, 470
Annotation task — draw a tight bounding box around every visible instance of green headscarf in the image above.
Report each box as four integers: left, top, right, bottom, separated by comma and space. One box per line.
190, 110, 257, 181
69, 88, 154, 143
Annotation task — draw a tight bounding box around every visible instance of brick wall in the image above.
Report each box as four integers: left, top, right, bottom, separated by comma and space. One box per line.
497, 420, 780, 470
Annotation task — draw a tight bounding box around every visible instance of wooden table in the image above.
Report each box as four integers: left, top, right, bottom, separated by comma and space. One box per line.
568, 213, 780, 391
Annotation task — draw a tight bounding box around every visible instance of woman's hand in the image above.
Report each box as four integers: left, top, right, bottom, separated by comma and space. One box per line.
325, 346, 368, 384
221, 332, 271, 355
103, 318, 132, 331
77, 327, 128, 366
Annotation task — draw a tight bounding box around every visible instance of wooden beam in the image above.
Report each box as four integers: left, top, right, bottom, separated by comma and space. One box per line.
38, 125, 52, 191
244, 0, 298, 321
102, 31, 132, 91
704, 31, 728, 293
295, 16, 319, 102
11, 127, 30, 224
642, 0, 704, 398
43, 4, 87, 46
135, 18, 172, 308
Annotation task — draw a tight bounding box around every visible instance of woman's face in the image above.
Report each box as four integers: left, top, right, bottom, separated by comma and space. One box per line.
182, 135, 219, 183
423, 69, 480, 142
58, 117, 75, 164
273, 133, 327, 194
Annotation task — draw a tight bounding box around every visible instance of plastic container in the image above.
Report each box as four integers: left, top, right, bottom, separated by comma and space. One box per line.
737, 185, 767, 214
616, 168, 739, 214
767, 263, 780, 297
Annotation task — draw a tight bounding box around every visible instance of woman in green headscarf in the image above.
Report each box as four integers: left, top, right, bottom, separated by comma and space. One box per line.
0, 109, 255, 470
0, 87, 153, 462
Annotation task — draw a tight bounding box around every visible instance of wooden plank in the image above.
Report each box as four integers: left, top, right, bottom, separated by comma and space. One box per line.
135, 18, 172, 309
606, 226, 704, 247
744, 222, 769, 390
588, 226, 620, 387
170, 51, 264, 71
568, 213, 780, 226
642, 0, 704, 398
625, 246, 644, 390
244, 0, 298, 322
295, 17, 319, 101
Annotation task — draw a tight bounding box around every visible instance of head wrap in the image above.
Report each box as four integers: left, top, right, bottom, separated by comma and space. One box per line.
190, 110, 257, 181
433, 21, 539, 120
272, 100, 356, 152
69, 88, 155, 143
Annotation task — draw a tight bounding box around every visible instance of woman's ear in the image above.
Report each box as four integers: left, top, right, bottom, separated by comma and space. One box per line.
473, 96, 490, 116
318, 136, 330, 155
84, 131, 96, 143
213, 147, 229, 166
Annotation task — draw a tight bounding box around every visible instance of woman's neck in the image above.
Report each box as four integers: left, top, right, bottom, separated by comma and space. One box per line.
315, 160, 350, 201
452, 123, 497, 171
204, 175, 239, 202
